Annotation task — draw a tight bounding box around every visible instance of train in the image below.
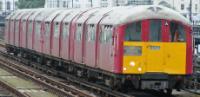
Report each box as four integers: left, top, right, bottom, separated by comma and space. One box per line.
4, 5, 192, 94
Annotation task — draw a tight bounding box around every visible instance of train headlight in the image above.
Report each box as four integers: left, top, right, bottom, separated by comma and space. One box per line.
123, 67, 127, 71
124, 46, 142, 56
138, 67, 142, 71
130, 61, 135, 67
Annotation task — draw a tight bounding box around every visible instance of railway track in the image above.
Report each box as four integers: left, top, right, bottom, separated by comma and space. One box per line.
0, 51, 97, 97
0, 48, 133, 97
0, 81, 21, 97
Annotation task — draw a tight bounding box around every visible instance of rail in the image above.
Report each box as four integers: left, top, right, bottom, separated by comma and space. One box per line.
0, 51, 95, 97
0, 50, 134, 97
0, 80, 28, 97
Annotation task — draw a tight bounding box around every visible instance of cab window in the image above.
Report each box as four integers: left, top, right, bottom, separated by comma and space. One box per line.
170, 22, 186, 42
149, 20, 162, 42
124, 21, 141, 41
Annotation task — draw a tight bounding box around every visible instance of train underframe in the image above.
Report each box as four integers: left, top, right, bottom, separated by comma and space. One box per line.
6, 44, 185, 95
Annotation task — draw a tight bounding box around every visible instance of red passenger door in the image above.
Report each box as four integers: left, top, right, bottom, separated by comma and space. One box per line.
60, 22, 70, 60
5, 20, 9, 44
98, 25, 115, 72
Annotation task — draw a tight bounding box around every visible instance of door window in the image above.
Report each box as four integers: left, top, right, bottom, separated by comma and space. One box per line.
54, 22, 60, 37
45, 22, 50, 36
62, 23, 69, 38
28, 21, 33, 34
87, 24, 96, 42
100, 25, 113, 43
149, 20, 162, 42
22, 21, 26, 33
11, 20, 14, 33
75, 24, 82, 41
15, 20, 19, 34
35, 21, 41, 35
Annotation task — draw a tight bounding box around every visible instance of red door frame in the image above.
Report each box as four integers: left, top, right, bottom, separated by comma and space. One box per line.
95, 17, 106, 67
18, 13, 28, 47
49, 14, 61, 55
161, 20, 170, 42
82, 11, 98, 62
69, 10, 90, 61
59, 13, 71, 57
32, 12, 42, 50
32, 20, 36, 50
24, 12, 35, 48
186, 26, 193, 74
7, 20, 11, 44
12, 13, 22, 46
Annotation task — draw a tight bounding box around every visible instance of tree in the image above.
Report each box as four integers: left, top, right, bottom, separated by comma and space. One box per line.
16, 0, 45, 9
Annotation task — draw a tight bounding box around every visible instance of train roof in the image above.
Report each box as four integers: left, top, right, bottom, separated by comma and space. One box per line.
7, 5, 191, 26
28, 9, 45, 21
100, 5, 191, 26
44, 9, 65, 22
53, 10, 73, 22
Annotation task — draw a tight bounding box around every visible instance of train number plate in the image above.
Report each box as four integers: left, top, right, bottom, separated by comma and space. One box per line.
149, 46, 160, 50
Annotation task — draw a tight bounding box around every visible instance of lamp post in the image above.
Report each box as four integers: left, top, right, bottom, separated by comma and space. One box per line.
90, 0, 93, 7
13, 0, 14, 11
67, 0, 69, 8
72, 0, 74, 8
116, 0, 119, 6
5, 0, 6, 17
189, 0, 192, 22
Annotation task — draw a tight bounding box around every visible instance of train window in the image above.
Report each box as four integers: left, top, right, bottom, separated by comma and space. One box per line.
22, 21, 26, 33
35, 21, 41, 35
28, 21, 33, 34
87, 24, 96, 42
149, 20, 162, 42
75, 24, 82, 41
15, 20, 19, 34
100, 25, 113, 43
54, 22, 60, 38
170, 22, 186, 42
45, 22, 50, 36
124, 21, 141, 41
11, 21, 14, 34
62, 23, 69, 38
5, 20, 8, 35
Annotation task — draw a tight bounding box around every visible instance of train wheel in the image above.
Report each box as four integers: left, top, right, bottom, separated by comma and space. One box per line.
111, 78, 122, 91
166, 89, 172, 95
121, 78, 135, 93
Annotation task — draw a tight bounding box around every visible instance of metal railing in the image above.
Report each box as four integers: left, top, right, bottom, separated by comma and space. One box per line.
185, 55, 200, 94
184, 79, 200, 94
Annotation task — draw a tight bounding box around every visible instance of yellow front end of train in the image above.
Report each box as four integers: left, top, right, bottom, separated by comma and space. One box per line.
123, 42, 186, 75
122, 20, 188, 75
